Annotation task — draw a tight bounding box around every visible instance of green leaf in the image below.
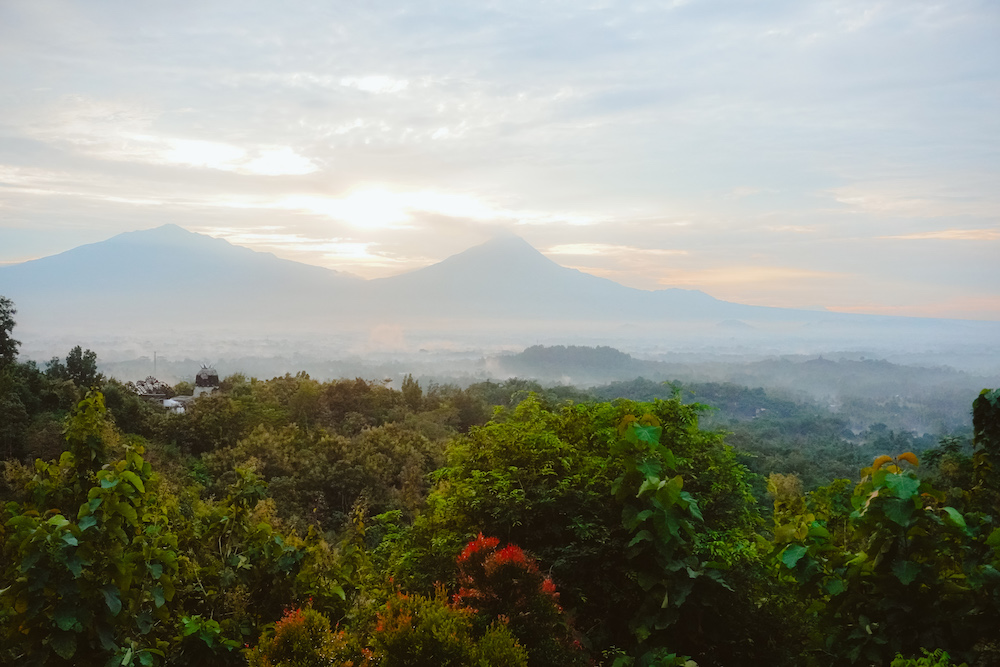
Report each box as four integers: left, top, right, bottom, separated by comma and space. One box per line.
628, 530, 653, 547
79, 515, 97, 532
884, 498, 915, 527
632, 424, 662, 445
120, 471, 145, 494
97, 622, 117, 651
47, 515, 70, 528
54, 606, 79, 631
62, 533, 79, 547
681, 492, 703, 522
147, 562, 163, 579
892, 560, 921, 585
885, 473, 920, 499
136, 610, 153, 635
101, 585, 122, 615
64, 552, 84, 577
637, 476, 663, 497
942, 507, 967, 529
987, 528, 1000, 547
152, 585, 165, 608
781, 544, 808, 569
808, 522, 831, 539
161, 577, 175, 602
100, 477, 120, 489
825, 579, 846, 595
119, 503, 138, 526
637, 459, 662, 478
50, 630, 77, 659
20, 550, 40, 573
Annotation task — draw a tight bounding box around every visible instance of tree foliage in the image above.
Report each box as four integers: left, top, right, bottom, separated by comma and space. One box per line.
0, 295, 19, 367
1, 330, 996, 667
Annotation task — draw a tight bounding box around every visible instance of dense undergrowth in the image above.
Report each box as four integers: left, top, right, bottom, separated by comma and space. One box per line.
1, 335, 998, 665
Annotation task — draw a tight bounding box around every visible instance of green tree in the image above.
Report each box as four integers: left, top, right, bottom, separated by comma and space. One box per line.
400, 374, 422, 411
395, 395, 767, 664
0, 391, 179, 666
0, 295, 19, 367
66, 345, 102, 388
771, 450, 999, 665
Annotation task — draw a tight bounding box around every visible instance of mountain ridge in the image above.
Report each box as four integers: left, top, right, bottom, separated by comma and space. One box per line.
1, 225, 996, 345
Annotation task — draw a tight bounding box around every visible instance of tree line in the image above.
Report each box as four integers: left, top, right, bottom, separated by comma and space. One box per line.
1, 296, 998, 666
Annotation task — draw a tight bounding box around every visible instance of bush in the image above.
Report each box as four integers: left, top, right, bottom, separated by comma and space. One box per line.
454, 534, 584, 666
246, 607, 352, 667
368, 586, 526, 667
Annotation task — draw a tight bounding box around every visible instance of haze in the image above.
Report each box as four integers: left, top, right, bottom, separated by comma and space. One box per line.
2, 1, 999, 320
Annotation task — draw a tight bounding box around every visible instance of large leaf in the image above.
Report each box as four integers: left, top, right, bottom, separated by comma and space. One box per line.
53, 606, 79, 631
101, 584, 122, 615
136, 610, 153, 635
781, 544, 808, 569
884, 498, 915, 527
120, 471, 145, 494
49, 630, 77, 659
941, 507, 967, 529
632, 424, 662, 445
884, 473, 920, 500
892, 560, 921, 585
825, 579, 846, 595
628, 530, 653, 547
152, 585, 165, 608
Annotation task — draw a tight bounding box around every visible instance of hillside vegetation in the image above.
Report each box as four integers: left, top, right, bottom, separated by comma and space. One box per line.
2, 304, 999, 666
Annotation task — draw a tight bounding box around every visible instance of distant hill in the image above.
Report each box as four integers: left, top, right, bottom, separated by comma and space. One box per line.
1, 225, 998, 354
0, 224, 360, 330
496, 344, 646, 384
367, 235, 724, 320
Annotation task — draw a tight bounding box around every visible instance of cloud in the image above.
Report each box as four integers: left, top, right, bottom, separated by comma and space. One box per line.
194, 227, 405, 272
828, 295, 1000, 321
241, 147, 320, 176
23, 95, 318, 175
659, 266, 844, 287
880, 229, 1000, 241
765, 225, 818, 233
545, 243, 687, 257
265, 189, 598, 229
339, 75, 409, 94
828, 178, 1000, 219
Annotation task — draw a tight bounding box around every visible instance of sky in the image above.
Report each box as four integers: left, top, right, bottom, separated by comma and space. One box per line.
1, 0, 998, 320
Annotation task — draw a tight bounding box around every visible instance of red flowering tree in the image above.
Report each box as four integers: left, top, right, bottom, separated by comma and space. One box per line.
454, 534, 585, 667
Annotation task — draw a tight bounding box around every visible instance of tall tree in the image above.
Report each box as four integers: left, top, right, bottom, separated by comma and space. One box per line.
0, 295, 19, 367
65, 345, 102, 388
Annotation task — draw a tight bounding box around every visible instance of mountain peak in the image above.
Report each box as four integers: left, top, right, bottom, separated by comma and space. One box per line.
106, 223, 223, 248
459, 234, 548, 259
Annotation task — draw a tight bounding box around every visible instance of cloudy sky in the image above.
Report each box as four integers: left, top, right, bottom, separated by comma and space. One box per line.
1, 0, 998, 319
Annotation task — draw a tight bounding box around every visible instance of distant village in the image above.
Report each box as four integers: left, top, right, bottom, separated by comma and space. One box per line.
128, 365, 219, 413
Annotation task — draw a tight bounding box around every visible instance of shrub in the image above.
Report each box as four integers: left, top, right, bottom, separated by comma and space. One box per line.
455, 534, 584, 667
368, 586, 526, 667
246, 607, 351, 667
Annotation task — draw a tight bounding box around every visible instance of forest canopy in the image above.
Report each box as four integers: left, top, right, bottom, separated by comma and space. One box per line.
1, 305, 998, 666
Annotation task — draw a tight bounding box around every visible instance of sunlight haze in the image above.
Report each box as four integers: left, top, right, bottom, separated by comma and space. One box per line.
1, 0, 998, 319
